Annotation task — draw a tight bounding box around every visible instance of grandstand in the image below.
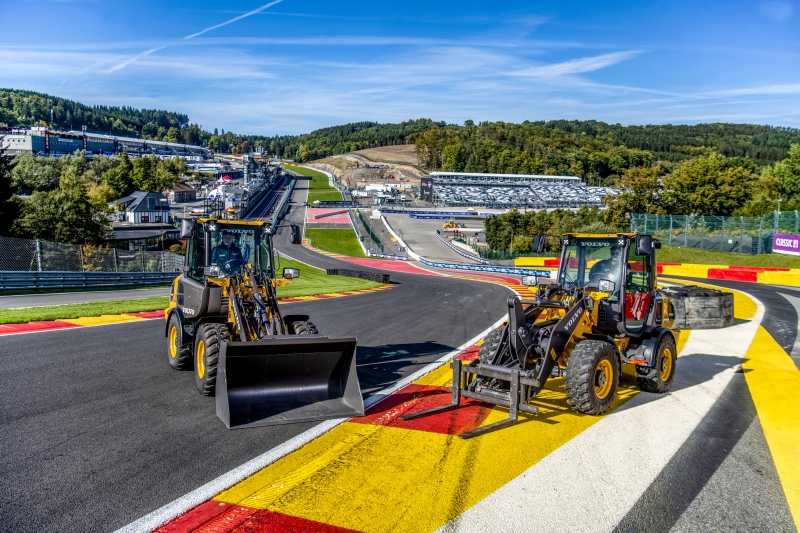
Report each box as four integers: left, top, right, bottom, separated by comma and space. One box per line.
0, 127, 210, 159
420, 171, 612, 208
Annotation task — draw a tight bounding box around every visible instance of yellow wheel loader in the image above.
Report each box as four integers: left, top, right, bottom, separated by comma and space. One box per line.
403, 233, 679, 438
165, 218, 363, 429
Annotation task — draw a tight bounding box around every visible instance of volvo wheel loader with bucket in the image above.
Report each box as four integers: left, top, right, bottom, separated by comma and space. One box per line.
403, 233, 679, 439
165, 218, 363, 429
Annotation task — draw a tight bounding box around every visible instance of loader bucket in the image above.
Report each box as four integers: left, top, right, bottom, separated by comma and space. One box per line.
215, 336, 363, 429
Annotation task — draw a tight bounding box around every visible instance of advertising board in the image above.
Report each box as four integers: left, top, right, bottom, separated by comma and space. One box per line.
773, 233, 800, 255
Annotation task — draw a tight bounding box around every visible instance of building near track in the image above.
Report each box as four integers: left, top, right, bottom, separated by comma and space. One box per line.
420, 171, 613, 208
0, 126, 210, 158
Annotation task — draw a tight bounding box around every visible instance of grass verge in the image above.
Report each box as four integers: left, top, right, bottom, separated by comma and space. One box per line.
276, 258, 381, 298
285, 165, 332, 189
0, 297, 169, 324
306, 228, 367, 258
659, 245, 800, 268
308, 189, 344, 203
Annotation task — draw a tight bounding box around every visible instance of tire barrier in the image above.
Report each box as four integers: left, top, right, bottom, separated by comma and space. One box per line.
434, 230, 488, 264
416, 257, 552, 277
325, 269, 391, 284
661, 285, 735, 329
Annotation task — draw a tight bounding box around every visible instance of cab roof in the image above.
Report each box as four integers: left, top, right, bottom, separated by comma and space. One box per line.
564, 232, 660, 241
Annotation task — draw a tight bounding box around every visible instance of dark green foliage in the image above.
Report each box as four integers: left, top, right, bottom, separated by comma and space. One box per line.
12, 181, 110, 244
99, 152, 134, 197
0, 150, 22, 236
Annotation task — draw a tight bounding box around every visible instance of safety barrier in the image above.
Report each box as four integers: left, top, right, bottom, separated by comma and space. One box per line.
416, 258, 551, 277
325, 269, 391, 284
356, 210, 385, 253
0, 270, 176, 292
367, 252, 409, 261
435, 230, 488, 264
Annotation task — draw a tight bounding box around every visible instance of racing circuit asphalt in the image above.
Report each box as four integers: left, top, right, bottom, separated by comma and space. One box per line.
0, 180, 512, 532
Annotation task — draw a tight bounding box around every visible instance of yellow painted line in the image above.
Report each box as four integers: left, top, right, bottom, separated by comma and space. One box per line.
743, 330, 800, 529
58, 314, 146, 326
215, 378, 642, 533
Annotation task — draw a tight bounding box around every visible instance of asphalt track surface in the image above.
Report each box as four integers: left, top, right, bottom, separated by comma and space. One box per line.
0, 181, 511, 532
0, 287, 171, 309
382, 214, 483, 263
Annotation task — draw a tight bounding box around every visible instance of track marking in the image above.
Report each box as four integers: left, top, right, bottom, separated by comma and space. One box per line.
742, 327, 800, 530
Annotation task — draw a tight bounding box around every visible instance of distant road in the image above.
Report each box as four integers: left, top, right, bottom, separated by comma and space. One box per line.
0, 287, 171, 309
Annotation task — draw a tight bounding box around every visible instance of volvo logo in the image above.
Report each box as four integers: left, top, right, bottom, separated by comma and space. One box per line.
181, 307, 195, 316
565, 306, 583, 329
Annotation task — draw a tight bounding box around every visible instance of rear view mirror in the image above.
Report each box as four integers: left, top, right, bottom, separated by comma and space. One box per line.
179, 218, 195, 239
636, 234, 653, 256
282, 267, 300, 279
598, 279, 616, 293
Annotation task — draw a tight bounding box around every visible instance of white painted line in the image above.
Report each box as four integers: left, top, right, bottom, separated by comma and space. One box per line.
115, 315, 509, 533
437, 293, 765, 533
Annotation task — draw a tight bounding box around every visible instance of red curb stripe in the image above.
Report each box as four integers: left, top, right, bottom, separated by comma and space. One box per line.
352, 383, 492, 436
0, 321, 80, 335
126, 310, 165, 319
708, 268, 758, 282
193, 504, 258, 533
153, 500, 234, 533
235, 509, 364, 533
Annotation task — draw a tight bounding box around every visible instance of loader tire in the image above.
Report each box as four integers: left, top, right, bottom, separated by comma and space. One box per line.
636, 335, 677, 393
194, 323, 230, 396
565, 340, 619, 415
478, 328, 504, 364
167, 314, 191, 370
291, 321, 318, 335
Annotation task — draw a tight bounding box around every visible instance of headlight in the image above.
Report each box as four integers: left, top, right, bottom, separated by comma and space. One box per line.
204, 266, 221, 277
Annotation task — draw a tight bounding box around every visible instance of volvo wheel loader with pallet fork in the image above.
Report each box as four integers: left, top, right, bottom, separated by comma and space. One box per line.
403, 233, 680, 439
165, 218, 363, 429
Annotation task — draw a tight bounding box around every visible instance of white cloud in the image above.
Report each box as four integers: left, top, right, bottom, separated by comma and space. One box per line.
511, 50, 642, 78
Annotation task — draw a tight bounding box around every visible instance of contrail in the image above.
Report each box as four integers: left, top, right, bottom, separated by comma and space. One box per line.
184, 0, 283, 40
107, 0, 283, 73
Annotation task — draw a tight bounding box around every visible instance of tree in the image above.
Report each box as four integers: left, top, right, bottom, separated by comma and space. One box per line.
0, 150, 22, 236
12, 174, 110, 244
132, 155, 180, 193
10, 153, 61, 194
662, 154, 758, 215
603, 165, 666, 229
100, 152, 134, 198
165, 127, 180, 143
773, 144, 800, 203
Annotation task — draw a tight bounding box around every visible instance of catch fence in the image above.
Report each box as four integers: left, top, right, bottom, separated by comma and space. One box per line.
0, 235, 183, 272
630, 211, 800, 255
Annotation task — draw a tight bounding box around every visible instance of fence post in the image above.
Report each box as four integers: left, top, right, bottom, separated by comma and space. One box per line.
796, 210, 798, 235
700, 216, 705, 249
739, 216, 744, 255
758, 216, 764, 254
113, 248, 118, 272
79, 246, 85, 272
668, 215, 673, 245
35, 239, 42, 272
775, 210, 779, 233
644, 215, 648, 234
685, 217, 689, 246
721, 216, 725, 252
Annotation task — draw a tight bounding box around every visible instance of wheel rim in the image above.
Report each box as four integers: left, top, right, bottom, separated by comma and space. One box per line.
594, 359, 613, 399
169, 326, 178, 359
196, 340, 206, 379
659, 347, 673, 381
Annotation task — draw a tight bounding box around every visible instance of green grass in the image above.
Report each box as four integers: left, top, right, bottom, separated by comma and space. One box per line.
0, 297, 169, 324
659, 245, 800, 268
307, 189, 344, 203
286, 165, 332, 189
306, 228, 367, 258
275, 258, 381, 298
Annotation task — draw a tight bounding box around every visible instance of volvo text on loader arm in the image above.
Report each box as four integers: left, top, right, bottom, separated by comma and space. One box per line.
403, 233, 679, 438
165, 218, 364, 429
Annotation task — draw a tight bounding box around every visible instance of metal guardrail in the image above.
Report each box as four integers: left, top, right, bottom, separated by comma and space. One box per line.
435, 229, 488, 264
0, 270, 177, 292
356, 210, 384, 253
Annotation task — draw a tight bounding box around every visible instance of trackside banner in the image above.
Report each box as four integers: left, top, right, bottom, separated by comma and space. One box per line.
773, 233, 800, 256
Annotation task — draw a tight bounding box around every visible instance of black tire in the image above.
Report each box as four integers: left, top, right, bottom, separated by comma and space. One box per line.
636, 335, 677, 393
167, 314, 191, 370
478, 328, 504, 364
290, 320, 318, 335
194, 323, 230, 396
565, 340, 619, 415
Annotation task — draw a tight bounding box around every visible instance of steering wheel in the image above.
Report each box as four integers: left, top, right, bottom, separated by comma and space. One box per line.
221, 259, 243, 275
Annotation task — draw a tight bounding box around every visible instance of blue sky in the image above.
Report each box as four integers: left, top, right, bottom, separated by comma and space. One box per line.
1, 0, 799, 134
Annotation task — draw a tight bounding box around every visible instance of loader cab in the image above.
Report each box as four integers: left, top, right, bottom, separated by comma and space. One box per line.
557, 234, 657, 336
184, 220, 272, 281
